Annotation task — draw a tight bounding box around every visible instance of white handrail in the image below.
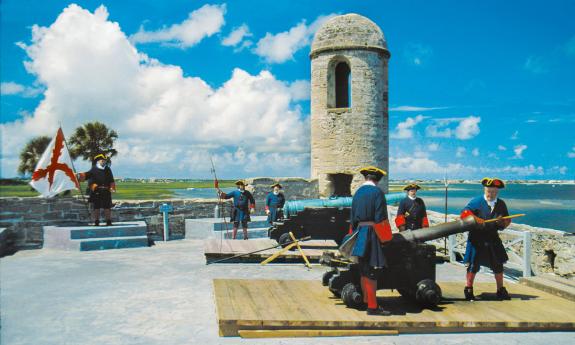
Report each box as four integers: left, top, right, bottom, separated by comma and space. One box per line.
448, 229, 532, 277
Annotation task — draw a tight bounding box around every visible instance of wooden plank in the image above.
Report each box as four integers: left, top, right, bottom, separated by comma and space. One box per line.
213, 279, 575, 337
238, 329, 399, 338
214, 279, 264, 336
298, 240, 338, 249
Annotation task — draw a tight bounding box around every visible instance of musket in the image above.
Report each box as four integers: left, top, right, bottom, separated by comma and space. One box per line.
206, 236, 312, 264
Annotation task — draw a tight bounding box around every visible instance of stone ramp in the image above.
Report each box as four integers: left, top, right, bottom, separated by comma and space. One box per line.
43, 221, 149, 251
214, 279, 575, 337
520, 274, 575, 302
205, 238, 338, 264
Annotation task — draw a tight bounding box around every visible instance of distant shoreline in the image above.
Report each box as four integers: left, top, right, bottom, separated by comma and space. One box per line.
390, 180, 575, 185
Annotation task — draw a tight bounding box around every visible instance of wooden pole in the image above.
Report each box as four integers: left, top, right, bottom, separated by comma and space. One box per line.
483, 214, 526, 223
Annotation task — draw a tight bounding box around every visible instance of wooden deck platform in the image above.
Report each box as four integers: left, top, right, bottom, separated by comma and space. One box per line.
204, 239, 338, 264
213, 279, 575, 337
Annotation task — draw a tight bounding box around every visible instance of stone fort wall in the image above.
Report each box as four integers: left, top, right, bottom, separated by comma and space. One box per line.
0, 178, 318, 252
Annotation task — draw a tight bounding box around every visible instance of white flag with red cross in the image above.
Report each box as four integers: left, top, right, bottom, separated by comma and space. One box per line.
29, 128, 80, 198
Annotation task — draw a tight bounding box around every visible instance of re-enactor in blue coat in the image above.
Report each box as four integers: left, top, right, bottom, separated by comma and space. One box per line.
220, 180, 255, 240
265, 183, 285, 224
395, 184, 429, 231
348, 166, 393, 316
460, 177, 512, 301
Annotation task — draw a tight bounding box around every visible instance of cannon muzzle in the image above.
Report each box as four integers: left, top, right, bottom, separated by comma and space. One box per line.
393, 215, 477, 243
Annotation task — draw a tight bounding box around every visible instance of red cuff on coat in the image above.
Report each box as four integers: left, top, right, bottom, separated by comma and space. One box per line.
422, 216, 429, 228
249, 203, 255, 209
265, 205, 269, 211
395, 214, 406, 228
373, 220, 392, 243
348, 224, 353, 235
110, 183, 116, 191
460, 209, 474, 219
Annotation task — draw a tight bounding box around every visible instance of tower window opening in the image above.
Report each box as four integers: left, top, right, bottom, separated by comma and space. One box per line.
335, 62, 351, 108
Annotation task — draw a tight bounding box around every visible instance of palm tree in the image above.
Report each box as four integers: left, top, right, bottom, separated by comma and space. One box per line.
18, 136, 51, 176
68, 122, 118, 162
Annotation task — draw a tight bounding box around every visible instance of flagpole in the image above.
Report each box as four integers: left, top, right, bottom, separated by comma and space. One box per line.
60, 126, 92, 222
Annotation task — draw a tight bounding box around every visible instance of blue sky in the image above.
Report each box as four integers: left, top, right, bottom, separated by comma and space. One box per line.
1, 0, 574, 179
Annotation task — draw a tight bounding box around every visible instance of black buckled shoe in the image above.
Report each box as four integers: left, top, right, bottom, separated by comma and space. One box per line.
497, 287, 511, 300
94, 220, 100, 226
464, 287, 475, 301
106, 220, 112, 226
367, 306, 391, 316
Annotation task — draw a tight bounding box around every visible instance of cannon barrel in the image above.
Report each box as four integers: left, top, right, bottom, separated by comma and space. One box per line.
283, 192, 405, 217
393, 215, 477, 243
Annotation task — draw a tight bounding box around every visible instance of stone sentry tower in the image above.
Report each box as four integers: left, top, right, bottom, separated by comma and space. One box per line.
310, 14, 390, 197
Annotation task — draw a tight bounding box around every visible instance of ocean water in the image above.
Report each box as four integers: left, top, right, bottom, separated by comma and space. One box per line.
173, 184, 575, 233
415, 183, 575, 233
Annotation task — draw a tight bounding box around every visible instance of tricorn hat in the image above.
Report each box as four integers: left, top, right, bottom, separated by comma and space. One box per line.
270, 183, 282, 189
481, 177, 505, 189
359, 166, 387, 179
235, 180, 246, 186
93, 153, 107, 162
403, 183, 421, 191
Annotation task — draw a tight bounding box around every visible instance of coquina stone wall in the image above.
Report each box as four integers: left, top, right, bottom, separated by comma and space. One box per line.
0, 178, 319, 253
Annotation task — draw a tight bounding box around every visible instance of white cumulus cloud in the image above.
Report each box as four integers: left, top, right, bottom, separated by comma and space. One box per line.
391, 115, 426, 139
288, 80, 311, 101
254, 14, 336, 64
130, 4, 226, 48
222, 23, 251, 47
425, 116, 481, 140
455, 116, 481, 139
512, 144, 528, 159
1, 4, 309, 178
1, 81, 43, 97
390, 156, 475, 177
389, 105, 448, 112
512, 145, 527, 159
568, 146, 575, 158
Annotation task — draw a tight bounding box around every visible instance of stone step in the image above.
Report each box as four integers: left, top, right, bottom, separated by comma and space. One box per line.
79, 236, 149, 251
44, 221, 149, 251
185, 217, 270, 239
70, 226, 147, 239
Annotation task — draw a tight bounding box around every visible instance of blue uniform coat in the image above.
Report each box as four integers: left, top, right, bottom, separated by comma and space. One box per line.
397, 197, 427, 230
266, 192, 285, 224
223, 189, 255, 223
462, 196, 509, 266
350, 184, 389, 268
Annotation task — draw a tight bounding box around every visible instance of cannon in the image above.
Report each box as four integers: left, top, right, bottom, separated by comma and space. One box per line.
268, 193, 405, 246
320, 216, 478, 309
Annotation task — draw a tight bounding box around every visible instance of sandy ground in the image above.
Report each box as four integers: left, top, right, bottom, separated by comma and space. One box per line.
1, 240, 573, 345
